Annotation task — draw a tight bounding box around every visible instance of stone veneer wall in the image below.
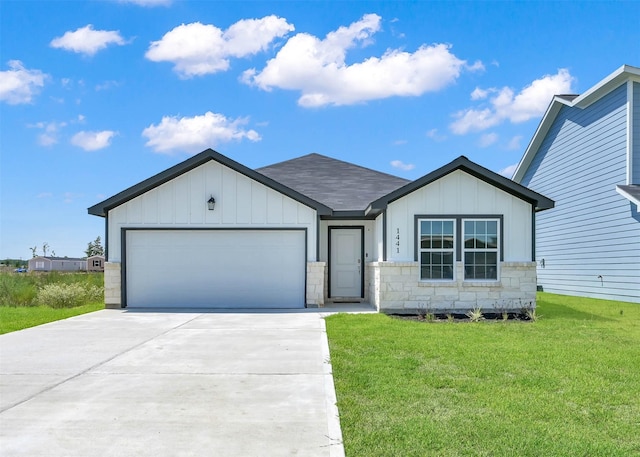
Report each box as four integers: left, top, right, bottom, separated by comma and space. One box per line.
306, 262, 326, 307
104, 262, 122, 309
369, 261, 537, 313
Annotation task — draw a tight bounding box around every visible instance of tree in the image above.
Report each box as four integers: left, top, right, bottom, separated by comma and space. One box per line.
42, 242, 49, 257
85, 236, 104, 257
30, 246, 37, 258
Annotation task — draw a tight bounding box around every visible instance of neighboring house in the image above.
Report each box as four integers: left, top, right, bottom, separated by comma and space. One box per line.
28, 256, 87, 272
87, 255, 105, 272
88, 149, 553, 312
513, 64, 640, 304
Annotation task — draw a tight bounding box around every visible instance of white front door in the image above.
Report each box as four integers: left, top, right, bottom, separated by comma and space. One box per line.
329, 227, 363, 298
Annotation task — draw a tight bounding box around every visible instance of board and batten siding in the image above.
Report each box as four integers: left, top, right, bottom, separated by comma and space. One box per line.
386, 169, 532, 262
107, 161, 317, 262
633, 82, 640, 184
521, 82, 640, 303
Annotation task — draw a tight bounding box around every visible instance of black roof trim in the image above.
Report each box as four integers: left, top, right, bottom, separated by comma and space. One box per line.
88, 149, 332, 217
367, 156, 555, 214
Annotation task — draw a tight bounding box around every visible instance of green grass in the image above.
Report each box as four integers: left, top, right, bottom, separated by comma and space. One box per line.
325, 293, 640, 457
0, 271, 104, 334
0, 302, 104, 334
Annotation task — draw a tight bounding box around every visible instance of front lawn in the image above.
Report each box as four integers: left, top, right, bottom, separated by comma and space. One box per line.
325, 293, 640, 456
0, 302, 103, 334
0, 272, 104, 334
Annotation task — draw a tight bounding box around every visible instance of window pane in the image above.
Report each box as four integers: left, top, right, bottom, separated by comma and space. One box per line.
476, 221, 486, 235
443, 234, 454, 249
421, 220, 430, 235
432, 221, 442, 235
487, 235, 498, 249
487, 221, 497, 235
443, 220, 454, 235
421, 235, 431, 249
487, 252, 497, 264
464, 220, 473, 235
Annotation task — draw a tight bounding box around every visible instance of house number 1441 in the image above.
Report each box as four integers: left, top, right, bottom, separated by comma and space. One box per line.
396, 228, 400, 253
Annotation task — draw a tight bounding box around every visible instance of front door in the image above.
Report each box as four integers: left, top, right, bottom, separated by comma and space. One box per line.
329, 227, 363, 298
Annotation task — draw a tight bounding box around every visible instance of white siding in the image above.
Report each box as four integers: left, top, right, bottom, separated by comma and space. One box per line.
108, 161, 317, 261
386, 170, 532, 262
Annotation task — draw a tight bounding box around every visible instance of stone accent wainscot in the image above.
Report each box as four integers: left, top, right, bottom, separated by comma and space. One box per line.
306, 262, 326, 307
369, 261, 537, 314
104, 262, 122, 309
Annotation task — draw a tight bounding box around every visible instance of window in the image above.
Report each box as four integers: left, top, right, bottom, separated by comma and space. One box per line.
418, 219, 455, 280
92, 260, 102, 267
35, 261, 44, 269
463, 219, 499, 280
416, 216, 501, 281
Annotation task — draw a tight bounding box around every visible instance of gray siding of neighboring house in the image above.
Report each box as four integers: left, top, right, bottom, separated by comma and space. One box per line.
633, 82, 640, 184
51, 260, 86, 271
521, 83, 640, 303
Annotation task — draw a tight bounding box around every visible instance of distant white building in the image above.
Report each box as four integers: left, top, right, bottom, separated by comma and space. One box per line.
28, 256, 87, 272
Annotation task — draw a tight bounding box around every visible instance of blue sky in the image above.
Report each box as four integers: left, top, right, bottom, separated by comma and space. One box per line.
1, 0, 639, 260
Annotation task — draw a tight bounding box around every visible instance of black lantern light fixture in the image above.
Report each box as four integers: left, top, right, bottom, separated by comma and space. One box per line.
207, 195, 216, 211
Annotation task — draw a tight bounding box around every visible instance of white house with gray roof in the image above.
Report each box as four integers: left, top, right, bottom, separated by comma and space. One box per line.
89, 149, 553, 313
513, 64, 640, 304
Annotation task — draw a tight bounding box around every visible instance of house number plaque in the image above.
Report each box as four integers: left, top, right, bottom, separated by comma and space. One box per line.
395, 228, 400, 253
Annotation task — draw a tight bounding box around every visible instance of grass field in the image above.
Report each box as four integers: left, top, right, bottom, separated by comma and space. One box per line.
0, 271, 104, 334
325, 293, 640, 457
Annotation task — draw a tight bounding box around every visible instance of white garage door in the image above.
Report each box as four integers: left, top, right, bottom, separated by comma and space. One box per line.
125, 230, 306, 308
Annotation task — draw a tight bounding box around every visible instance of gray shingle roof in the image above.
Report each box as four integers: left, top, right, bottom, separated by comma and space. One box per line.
257, 153, 410, 211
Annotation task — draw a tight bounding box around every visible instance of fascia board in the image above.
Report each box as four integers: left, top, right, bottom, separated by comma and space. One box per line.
616, 185, 640, 207
88, 149, 332, 217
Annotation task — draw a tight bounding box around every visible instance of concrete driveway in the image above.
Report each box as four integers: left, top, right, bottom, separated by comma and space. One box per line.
0, 307, 369, 456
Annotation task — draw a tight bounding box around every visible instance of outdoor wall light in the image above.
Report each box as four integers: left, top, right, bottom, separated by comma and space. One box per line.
207, 195, 216, 211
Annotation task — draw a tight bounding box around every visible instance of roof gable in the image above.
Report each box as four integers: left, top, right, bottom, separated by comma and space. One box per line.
513, 64, 640, 183
257, 153, 410, 212
368, 156, 554, 213
88, 149, 332, 217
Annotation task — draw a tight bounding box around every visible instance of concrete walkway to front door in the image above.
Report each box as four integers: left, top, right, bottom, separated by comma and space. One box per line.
0, 306, 372, 456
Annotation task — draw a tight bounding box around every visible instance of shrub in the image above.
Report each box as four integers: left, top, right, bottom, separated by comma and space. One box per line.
36, 283, 103, 308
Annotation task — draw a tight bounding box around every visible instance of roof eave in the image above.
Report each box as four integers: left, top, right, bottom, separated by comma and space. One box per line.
513, 64, 640, 183
87, 149, 332, 217
371, 156, 554, 212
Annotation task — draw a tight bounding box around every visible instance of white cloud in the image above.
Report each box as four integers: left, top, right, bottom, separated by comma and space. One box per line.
506, 135, 523, 151
243, 14, 474, 107
95, 80, 120, 91
50, 25, 126, 56
0, 60, 47, 104
426, 128, 446, 142
71, 130, 116, 151
470, 87, 488, 100
145, 16, 294, 78
36, 192, 53, 199
451, 69, 575, 134
28, 120, 67, 146
142, 111, 261, 154
119, 0, 172, 6
478, 132, 498, 148
390, 160, 415, 171
393, 139, 408, 145
63, 192, 83, 204
499, 164, 518, 178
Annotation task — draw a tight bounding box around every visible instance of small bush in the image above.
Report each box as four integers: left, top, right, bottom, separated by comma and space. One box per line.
36, 283, 103, 308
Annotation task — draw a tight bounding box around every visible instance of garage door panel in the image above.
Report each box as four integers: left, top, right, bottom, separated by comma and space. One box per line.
126, 230, 305, 308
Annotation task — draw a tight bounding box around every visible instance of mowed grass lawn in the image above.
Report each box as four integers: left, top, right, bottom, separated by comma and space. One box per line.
326, 293, 640, 457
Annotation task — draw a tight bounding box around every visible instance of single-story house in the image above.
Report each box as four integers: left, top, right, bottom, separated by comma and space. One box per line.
87, 255, 105, 272
88, 149, 553, 313
513, 64, 640, 304
28, 256, 87, 272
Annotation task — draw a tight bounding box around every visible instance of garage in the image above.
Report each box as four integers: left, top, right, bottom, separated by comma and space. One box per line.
124, 229, 306, 308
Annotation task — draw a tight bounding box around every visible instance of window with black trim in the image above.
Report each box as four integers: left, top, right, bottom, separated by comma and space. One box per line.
463, 219, 499, 280
418, 219, 455, 280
